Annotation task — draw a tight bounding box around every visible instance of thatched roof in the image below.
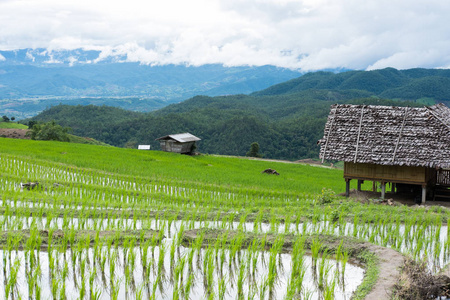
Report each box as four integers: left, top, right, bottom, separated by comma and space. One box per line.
318, 103, 450, 169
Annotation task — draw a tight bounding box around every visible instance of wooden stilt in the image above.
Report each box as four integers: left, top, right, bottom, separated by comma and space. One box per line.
357, 180, 362, 191
381, 182, 386, 200
346, 179, 351, 197
392, 183, 396, 193
422, 185, 427, 204
372, 181, 377, 192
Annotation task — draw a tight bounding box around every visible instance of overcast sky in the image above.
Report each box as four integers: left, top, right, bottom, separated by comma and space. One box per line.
1, 0, 450, 70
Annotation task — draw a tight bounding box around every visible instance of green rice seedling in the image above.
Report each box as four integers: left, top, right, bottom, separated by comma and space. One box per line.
341, 250, 349, 281
284, 211, 293, 234
206, 250, 216, 295
135, 283, 145, 300
184, 272, 195, 300
34, 276, 42, 300
59, 277, 67, 300
5, 256, 21, 300
111, 278, 121, 300
178, 253, 187, 287
237, 211, 249, 232
187, 247, 196, 274
258, 275, 269, 300
51, 276, 60, 299
91, 288, 102, 300
353, 215, 359, 238
317, 250, 331, 291
109, 250, 117, 286
244, 281, 257, 300
158, 242, 167, 277
302, 221, 308, 235
324, 278, 336, 300
311, 238, 322, 270
269, 212, 278, 233
285, 274, 297, 300
150, 231, 159, 260
267, 251, 278, 298
333, 234, 342, 256
124, 261, 132, 293
237, 260, 247, 299
148, 271, 159, 300
433, 240, 442, 272
170, 236, 178, 271
212, 272, 225, 300
89, 267, 96, 297
141, 238, 151, 268
203, 244, 213, 273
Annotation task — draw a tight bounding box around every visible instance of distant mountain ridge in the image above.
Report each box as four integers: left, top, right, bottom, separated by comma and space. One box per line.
0, 48, 302, 99
253, 67, 450, 105
0, 48, 304, 118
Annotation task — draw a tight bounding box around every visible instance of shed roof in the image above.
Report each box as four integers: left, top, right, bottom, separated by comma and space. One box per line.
318, 103, 450, 169
155, 133, 201, 143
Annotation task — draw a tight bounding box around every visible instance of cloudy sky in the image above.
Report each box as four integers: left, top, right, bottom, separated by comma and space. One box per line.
1, 0, 450, 70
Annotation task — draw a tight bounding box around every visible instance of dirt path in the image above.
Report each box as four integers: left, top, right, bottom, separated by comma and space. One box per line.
364, 243, 404, 300
0, 128, 30, 139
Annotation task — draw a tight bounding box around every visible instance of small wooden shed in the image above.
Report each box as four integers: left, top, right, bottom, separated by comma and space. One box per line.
318, 103, 450, 203
155, 133, 201, 154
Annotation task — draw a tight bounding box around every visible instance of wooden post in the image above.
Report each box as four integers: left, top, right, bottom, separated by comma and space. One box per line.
357, 180, 363, 191
372, 181, 377, 192
346, 179, 351, 197
392, 183, 396, 194
381, 182, 386, 200
422, 185, 427, 204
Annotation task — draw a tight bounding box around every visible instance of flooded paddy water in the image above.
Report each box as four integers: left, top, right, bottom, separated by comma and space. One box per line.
0, 242, 364, 299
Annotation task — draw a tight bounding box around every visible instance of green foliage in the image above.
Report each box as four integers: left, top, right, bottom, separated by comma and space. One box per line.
2, 115, 10, 122
246, 142, 263, 158
316, 188, 335, 204
27, 121, 71, 142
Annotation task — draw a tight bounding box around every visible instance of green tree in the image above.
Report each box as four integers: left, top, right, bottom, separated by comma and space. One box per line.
246, 142, 263, 158
2, 115, 10, 122
27, 120, 37, 129
27, 121, 71, 142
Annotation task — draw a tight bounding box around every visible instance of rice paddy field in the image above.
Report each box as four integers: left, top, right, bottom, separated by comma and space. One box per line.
0, 138, 449, 299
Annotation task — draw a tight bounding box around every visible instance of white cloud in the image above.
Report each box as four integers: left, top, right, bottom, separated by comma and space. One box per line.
25, 50, 35, 62
1, 0, 450, 70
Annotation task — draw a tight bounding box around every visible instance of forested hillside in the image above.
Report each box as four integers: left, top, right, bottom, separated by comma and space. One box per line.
253, 67, 450, 106
27, 94, 419, 160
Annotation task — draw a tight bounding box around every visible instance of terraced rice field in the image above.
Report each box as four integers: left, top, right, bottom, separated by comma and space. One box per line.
0, 138, 449, 299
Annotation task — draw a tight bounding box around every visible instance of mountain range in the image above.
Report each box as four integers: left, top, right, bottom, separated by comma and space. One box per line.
0, 49, 302, 118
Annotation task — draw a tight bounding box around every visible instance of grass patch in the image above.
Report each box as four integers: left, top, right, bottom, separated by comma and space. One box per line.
0, 122, 28, 129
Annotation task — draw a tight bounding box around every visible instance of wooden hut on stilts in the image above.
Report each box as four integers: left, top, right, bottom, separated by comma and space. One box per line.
318, 103, 450, 204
